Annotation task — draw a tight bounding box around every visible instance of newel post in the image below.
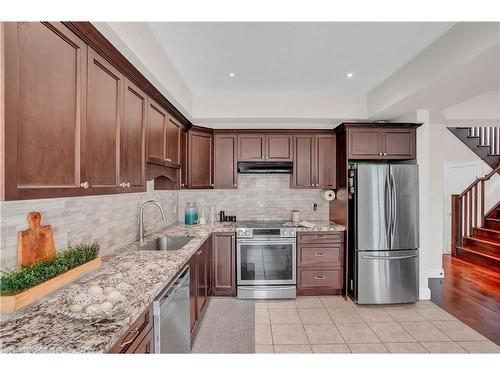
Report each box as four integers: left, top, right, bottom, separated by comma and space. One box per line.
451, 194, 461, 255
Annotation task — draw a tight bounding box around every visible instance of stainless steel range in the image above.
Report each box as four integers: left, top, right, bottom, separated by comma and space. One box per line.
236, 221, 297, 299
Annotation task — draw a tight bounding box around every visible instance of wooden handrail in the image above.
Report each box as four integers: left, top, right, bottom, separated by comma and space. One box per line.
458, 164, 500, 198
451, 163, 500, 255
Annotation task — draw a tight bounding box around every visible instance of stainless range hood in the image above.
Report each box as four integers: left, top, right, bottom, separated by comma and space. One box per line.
237, 161, 293, 174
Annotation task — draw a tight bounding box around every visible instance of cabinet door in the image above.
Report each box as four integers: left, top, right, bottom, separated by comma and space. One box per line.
166, 115, 181, 164
348, 128, 383, 159
196, 246, 207, 317
86, 48, 123, 192
266, 134, 293, 161
214, 134, 237, 188
133, 329, 154, 354
121, 79, 146, 192
316, 134, 336, 188
188, 130, 213, 188
146, 99, 167, 162
383, 129, 416, 159
238, 134, 266, 160
292, 135, 315, 188
211, 233, 236, 296
4, 22, 87, 200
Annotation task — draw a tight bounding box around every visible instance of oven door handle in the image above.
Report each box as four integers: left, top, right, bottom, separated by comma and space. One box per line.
237, 239, 296, 244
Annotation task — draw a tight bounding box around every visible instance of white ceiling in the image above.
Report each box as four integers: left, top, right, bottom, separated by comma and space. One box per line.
147, 22, 454, 95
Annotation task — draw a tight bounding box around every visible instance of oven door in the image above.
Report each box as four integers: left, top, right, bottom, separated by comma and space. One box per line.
237, 238, 296, 286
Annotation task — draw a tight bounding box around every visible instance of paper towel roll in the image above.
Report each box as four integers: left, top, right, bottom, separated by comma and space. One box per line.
320, 189, 336, 201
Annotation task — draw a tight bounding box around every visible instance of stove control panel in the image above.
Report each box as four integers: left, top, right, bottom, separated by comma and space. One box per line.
236, 228, 296, 238
236, 229, 253, 238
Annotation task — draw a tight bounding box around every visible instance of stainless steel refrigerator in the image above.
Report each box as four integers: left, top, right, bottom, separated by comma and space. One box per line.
350, 164, 419, 304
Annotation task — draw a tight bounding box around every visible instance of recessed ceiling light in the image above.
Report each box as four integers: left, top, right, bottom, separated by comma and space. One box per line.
228, 72, 236, 77
346, 73, 353, 78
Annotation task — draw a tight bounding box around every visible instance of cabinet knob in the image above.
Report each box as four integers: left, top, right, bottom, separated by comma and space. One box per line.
119, 182, 125, 188
383, 152, 387, 156
211, 183, 214, 187
126, 182, 131, 188
80, 181, 89, 189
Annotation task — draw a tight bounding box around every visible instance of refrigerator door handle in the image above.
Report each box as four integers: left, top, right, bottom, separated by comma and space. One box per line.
390, 171, 397, 240
384, 172, 392, 245
362, 254, 418, 260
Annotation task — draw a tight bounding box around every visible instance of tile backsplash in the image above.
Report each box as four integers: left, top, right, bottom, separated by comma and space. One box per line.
178, 174, 329, 222
0, 175, 329, 272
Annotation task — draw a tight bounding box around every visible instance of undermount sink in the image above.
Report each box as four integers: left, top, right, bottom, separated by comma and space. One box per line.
139, 235, 193, 251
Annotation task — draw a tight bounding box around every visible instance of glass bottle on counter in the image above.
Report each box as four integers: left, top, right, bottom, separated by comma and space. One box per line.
184, 202, 196, 225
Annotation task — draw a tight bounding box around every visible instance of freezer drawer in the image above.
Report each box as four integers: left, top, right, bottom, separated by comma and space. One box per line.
357, 250, 418, 304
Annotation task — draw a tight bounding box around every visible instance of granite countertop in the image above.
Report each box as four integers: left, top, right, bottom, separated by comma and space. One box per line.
0, 220, 344, 353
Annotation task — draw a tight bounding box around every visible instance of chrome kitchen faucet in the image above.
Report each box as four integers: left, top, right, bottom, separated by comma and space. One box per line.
139, 200, 167, 243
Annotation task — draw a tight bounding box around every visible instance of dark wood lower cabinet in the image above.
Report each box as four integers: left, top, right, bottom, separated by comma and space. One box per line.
133, 328, 154, 354
211, 233, 236, 296
108, 306, 153, 353
297, 231, 345, 295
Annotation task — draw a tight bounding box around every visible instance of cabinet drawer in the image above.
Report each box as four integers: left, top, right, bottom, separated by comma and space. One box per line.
299, 245, 343, 267
298, 232, 343, 244
108, 306, 153, 353
299, 268, 343, 289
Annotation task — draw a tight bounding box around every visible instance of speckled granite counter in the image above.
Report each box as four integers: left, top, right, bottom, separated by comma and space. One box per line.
0, 220, 344, 353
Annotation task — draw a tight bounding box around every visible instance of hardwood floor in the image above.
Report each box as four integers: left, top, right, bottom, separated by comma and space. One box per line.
429, 254, 500, 345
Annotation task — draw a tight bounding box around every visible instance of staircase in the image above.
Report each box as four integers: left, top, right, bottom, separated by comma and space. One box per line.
451, 164, 500, 271
448, 126, 500, 169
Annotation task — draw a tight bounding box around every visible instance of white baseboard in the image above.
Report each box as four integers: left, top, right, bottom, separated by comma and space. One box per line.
428, 268, 445, 279
419, 287, 431, 300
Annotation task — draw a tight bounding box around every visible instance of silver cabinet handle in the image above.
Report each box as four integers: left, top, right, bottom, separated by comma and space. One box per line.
80, 181, 89, 189
315, 235, 326, 238
314, 275, 326, 280
314, 253, 326, 257
120, 328, 139, 347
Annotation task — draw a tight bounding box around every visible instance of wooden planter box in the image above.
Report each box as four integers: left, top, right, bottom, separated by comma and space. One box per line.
0, 257, 101, 313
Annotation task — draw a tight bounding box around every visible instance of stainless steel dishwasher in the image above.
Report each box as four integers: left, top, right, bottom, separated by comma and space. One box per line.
153, 266, 190, 353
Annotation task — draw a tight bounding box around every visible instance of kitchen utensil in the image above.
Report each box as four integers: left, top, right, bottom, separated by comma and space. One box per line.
18, 212, 56, 267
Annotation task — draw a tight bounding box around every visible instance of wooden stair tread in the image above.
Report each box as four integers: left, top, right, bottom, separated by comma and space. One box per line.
456, 246, 500, 262
464, 236, 500, 247
473, 226, 500, 234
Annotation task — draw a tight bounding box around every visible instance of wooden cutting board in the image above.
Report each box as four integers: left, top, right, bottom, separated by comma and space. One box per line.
18, 212, 56, 267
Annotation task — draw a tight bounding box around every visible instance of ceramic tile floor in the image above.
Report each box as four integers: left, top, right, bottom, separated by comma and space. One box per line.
254, 296, 500, 353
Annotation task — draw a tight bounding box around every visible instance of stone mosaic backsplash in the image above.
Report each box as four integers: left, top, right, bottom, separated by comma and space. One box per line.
0, 175, 329, 272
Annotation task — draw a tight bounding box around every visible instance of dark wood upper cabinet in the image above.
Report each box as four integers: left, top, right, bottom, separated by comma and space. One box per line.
348, 127, 416, 160
4, 22, 88, 200
292, 133, 336, 189
383, 128, 416, 159
187, 129, 213, 189
121, 79, 147, 191
316, 134, 336, 188
214, 133, 237, 189
238, 133, 293, 161
292, 135, 315, 188
266, 134, 293, 161
211, 233, 236, 296
238, 134, 266, 160
86, 48, 123, 193
146, 99, 167, 162
166, 116, 181, 164
348, 128, 383, 159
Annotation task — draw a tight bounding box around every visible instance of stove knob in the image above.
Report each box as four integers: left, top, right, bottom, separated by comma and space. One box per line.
245, 229, 252, 237
237, 229, 245, 237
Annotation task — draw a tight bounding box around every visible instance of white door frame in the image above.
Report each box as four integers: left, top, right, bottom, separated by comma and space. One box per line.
443, 161, 482, 253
